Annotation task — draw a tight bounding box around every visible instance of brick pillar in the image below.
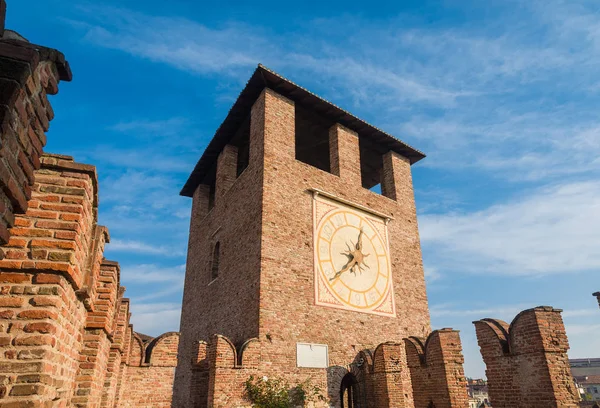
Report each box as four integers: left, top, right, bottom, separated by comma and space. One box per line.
0, 8, 71, 248
381, 151, 415, 205
191, 184, 210, 221
250, 88, 295, 164
215, 145, 238, 202
404, 329, 469, 408
473, 306, 580, 408
594, 292, 599, 309
191, 341, 210, 408
329, 123, 361, 185
207, 334, 238, 408
100, 347, 122, 408
0, 154, 101, 405
113, 302, 131, 406
73, 260, 119, 407
370, 342, 414, 408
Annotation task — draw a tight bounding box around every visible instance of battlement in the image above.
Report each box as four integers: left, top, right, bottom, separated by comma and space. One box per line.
0, 153, 180, 407
473, 306, 579, 408
180, 64, 424, 197
404, 329, 469, 408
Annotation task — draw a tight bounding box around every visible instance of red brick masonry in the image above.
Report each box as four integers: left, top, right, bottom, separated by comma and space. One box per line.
0, 3, 179, 405
474, 306, 580, 408
0, 1, 587, 406
0, 154, 179, 407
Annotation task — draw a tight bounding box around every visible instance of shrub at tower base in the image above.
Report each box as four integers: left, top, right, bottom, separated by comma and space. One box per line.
244, 375, 328, 408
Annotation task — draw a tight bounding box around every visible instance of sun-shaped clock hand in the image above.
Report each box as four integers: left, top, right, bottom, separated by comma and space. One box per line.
329, 228, 370, 281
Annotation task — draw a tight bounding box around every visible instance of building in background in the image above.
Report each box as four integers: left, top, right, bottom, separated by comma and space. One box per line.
574, 375, 600, 402
571, 359, 600, 377
467, 378, 490, 408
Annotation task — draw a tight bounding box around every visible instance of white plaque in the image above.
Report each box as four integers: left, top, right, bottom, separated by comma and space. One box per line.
296, 343, 328, 368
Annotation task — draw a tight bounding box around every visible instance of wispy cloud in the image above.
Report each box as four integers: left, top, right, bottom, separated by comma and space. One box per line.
121, 263, 185, 283
132, 282, 186, 303
66, 1, 600, 184
129, 302, 182, 336
66, 5, 471, 109
109, 239, 185, 257
68, 6, 273, 75
424, 266, 443, 283
420, 181, 600, 276
108, 117, 190, 136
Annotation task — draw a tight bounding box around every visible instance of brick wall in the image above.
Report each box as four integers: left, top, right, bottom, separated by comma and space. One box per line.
193, 332, 467, 408
404, 329, 469, 408
206, 335, 258, 408
118, 332, 180, 408
0, 4, 180, 406
73, 260, 118, 407
0, 0, 71, 250
0, 154, 180, 406
370, 342, 414, 408
0, 154, 101, 405
473, 306, 580, 408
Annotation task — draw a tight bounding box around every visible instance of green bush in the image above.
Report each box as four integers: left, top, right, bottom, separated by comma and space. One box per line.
244, 375, 326, 408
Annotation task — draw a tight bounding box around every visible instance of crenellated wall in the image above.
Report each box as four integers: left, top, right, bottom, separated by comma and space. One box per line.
0, 3, 180, 406
473, 306, 579, 408
370, 342, 414, 408
0, 154, 180, 406
404, 329, 469, 408
189, 331, 467, 408
118, 331, 180, 408
0, 154, 103, 404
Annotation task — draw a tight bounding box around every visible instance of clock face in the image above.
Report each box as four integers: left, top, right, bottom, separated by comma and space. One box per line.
313, 194, 395, 316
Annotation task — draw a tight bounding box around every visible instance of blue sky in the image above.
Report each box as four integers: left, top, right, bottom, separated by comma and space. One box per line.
6, 0, 600, 378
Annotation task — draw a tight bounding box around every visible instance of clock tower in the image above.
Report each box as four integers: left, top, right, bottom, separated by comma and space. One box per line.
173, 65, 431, 408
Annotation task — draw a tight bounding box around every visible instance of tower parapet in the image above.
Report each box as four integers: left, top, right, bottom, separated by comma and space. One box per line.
473, 306, 579, 408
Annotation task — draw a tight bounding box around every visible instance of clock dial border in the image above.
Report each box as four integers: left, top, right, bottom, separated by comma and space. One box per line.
312, 192, 396, 317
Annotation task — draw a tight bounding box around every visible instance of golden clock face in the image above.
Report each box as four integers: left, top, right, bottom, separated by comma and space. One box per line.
313, 194, 395, 316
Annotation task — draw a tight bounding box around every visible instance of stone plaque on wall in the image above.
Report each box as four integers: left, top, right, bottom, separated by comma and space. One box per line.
297, 343, 329, 368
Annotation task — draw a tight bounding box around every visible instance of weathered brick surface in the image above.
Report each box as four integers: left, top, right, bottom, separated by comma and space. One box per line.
370, 342, 414, 408
118, 332, 180, 408
0, 154, 179, 406
0, 155, 100, 405
0, 5, 179, 406
404, 329, 469, 408
206, 335, 257, 408
0, 0, 72, 251
73, 261, 118, 407
175, 80, 430, 407
473, 307, 580, 408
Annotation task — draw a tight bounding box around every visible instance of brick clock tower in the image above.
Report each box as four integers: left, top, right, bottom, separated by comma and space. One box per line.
173, 65, 431, 408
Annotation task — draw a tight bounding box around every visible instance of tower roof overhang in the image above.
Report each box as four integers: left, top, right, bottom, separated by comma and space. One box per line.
180, 64, 426, 197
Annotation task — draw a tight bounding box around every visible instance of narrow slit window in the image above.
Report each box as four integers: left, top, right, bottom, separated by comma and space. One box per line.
208, 182, 216, 211
211, 242, 220, 281
232, 116, 250, 177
